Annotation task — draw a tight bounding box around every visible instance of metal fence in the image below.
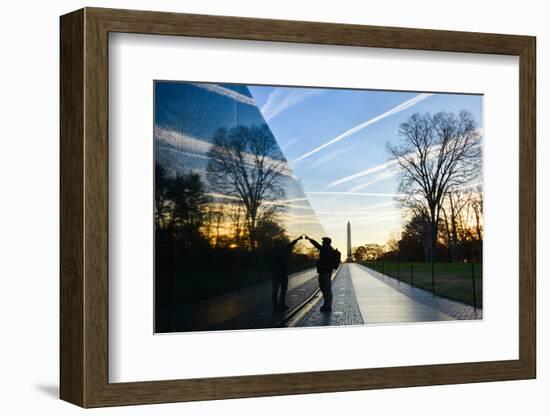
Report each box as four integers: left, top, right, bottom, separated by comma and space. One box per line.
363, 261, 482, 310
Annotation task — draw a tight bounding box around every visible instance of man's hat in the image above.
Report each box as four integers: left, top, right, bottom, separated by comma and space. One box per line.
322, 237, 332, 244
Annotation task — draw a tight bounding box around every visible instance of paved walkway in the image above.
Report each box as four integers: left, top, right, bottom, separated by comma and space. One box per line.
359, 264, 483, 320
296, 265, 364, 327
349, 263, 453, 323
292, 263, 484, 327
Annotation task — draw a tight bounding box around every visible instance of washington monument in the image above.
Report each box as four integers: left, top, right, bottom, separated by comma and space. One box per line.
346, 221, 353, 262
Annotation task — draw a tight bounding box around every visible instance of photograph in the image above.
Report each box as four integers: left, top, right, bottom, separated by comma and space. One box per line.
52, 5, 538, 409
153, 81, 484, 333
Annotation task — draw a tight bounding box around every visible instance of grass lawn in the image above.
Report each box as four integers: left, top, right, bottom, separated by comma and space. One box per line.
362, 261, 482, 308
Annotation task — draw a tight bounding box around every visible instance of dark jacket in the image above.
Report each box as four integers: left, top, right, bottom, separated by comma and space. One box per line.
308, 238, 335, 274
270, 237, 300, 278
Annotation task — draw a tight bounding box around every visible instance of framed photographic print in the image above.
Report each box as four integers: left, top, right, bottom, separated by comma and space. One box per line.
60, 7, 536, 407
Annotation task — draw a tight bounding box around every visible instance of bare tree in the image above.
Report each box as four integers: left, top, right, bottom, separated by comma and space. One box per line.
227, 203, 244, 246
207, 125, 287, 249
470, 185, 484, 242
154, 162, 210, 234
442, 189, 472, 262
154, 162, 170, 230
470, 185, 484, 261
202, 204, 225, 247
388, 111, 481, 262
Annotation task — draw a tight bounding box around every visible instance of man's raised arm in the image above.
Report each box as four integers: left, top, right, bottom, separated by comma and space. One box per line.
305, 235, 322, 250
287, 235, 302, 250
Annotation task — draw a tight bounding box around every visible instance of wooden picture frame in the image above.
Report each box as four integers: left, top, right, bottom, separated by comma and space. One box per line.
60, 7, 536, 408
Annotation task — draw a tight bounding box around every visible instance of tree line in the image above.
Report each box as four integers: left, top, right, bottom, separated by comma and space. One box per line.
155, 125, 315, 304
155, 125, 292, 251
354, 110, 483, 264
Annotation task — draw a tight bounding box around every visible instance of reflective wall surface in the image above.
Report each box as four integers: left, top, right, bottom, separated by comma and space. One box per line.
154, 81, 326, 332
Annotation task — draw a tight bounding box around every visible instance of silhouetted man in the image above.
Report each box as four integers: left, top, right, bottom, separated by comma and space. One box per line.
305, 235, 339, 312
270, 235, 302, 312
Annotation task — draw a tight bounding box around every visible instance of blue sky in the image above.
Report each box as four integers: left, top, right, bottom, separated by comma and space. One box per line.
248, 85, 483, 250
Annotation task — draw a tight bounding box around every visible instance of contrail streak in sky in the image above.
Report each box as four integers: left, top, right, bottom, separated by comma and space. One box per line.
327, 159, 398, 188
306, 191, 402, 197
292, 93, 433, 163
193, 83, 256, 105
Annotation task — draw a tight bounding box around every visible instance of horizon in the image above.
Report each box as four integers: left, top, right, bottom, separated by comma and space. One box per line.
249, 84, 483, 252
154, 81, 483, 253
